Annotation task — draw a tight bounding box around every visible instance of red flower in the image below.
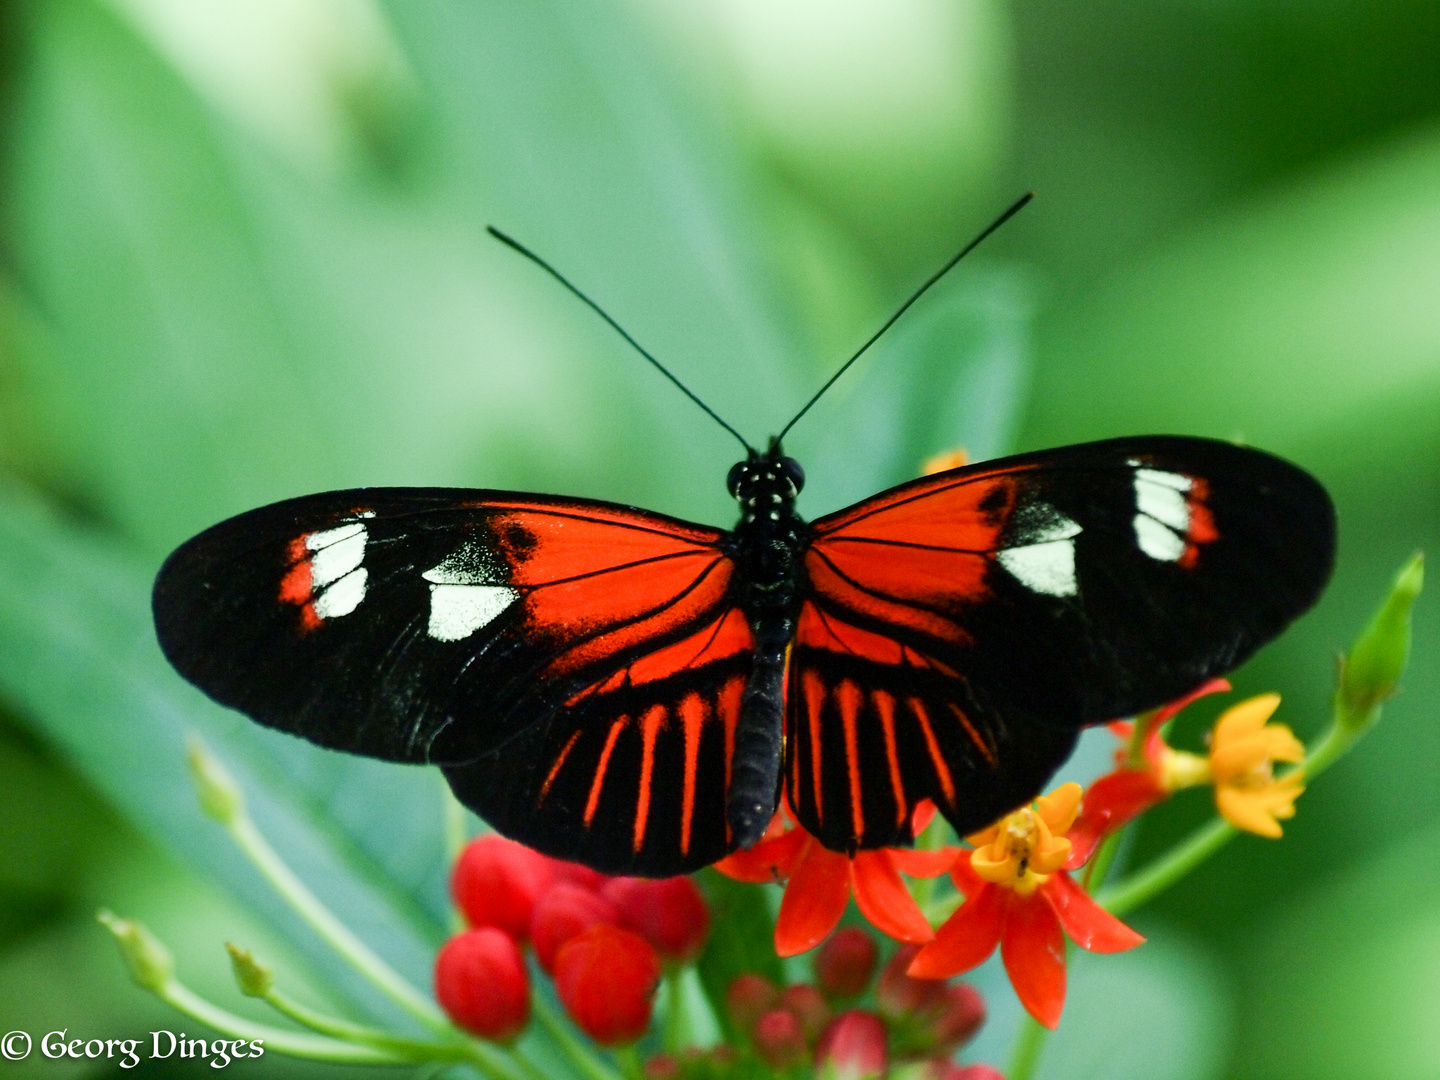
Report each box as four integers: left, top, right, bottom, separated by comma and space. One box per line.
726, 973, 781, 1033
922, 1064, 1005, 1080
814, 1010, 888, 1080
434, 928, 530, 1042
753, 1009, 807, 1069
451, 835, 554, 941
530, 882, 619, 974
814, 927, 879, 998
600, 876, 711, 963
909, 784, 1144, 1029
554, 924, 661, 1045
716, 803, 957, 956
876, 945, 986, 1058
1067, 679, 1229, 866
779, 983, 832, 1043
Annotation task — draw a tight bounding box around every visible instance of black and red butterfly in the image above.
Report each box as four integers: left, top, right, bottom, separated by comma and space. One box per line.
152, 199, 1335, 877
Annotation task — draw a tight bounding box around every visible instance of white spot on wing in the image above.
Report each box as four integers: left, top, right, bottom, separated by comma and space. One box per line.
427, 583, 518, 641
309, 527, 367, 588
423, 540, 504, 586
998, 502, 1082, 597
1134, 514, 1186, 561
314, 567, 368, 618
1134, 471, 1190, 531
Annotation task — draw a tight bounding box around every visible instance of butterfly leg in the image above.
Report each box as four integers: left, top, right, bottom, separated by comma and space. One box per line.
726, 620, 791, 848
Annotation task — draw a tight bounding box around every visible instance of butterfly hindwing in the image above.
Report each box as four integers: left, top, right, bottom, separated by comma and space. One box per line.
795, 435, 1334, 848
785, 602, 1078, 852
152, 488, 742, 776
444, 608, 753, 874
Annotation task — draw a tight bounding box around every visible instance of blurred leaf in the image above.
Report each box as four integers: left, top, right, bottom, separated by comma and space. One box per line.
786, 266, 1035, 517
1231, 818, 1440, 1080
694, 871, 783, 1041
962, 924, 1232, 1080
0, 478, 452, 1024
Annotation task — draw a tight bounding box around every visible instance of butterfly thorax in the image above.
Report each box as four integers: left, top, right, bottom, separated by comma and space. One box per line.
722, 447, 810, 849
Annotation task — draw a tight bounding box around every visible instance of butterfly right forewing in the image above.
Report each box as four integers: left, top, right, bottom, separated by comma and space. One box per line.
791, 436, 1335, 850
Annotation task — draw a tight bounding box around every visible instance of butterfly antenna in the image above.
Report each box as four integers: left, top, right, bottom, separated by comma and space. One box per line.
776, 192, 1034, 443
487, 226, 756, 455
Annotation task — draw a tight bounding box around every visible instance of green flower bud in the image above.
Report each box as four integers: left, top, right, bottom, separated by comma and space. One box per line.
1338, 553, 1423, 729
97, 910, 173, 992
226, 943, 274, 997
186, 736, 244, 825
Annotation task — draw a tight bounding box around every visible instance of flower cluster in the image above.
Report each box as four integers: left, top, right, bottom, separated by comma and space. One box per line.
714, 928, 994, 1080
438, 834, 709, 1046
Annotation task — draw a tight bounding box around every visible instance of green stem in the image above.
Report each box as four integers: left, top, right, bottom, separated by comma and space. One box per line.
532, 994, 624, 1080
1094, 817, 1233, 918
1096, 715, 1364, 918
227, 814, 449, 1035
662, 969, 691, 1054
1006, 1013, 1050, 1080
262, 985, 466, 1060
613, 1045, 644, 1080
158, 979, 414, 1064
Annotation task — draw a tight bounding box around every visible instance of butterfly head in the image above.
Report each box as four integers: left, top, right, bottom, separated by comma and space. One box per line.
728, 444, 805, 523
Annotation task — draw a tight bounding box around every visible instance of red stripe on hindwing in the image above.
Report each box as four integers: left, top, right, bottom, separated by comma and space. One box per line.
632, 704, 668, 853
872, 690, 908, 827
909, 698, 957, 809
584, 717, 630, 827
837, 680, 865, 840
803, 669, 827, 827
679, 693, 705, 856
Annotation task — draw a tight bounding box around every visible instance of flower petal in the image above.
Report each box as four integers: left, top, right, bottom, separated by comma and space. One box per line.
950, 851, 986, 898
887, 847, 962, 879
1212, 693, 1281, 743
907, 883, 1004, 979
1035, 783, 1083, 834
1000, 893, 1067, 1030
1042, 872, 1145, 953
715, 827, 807, 883
1065, 770, 1168, 870
851, 852, 934, 945
1150, 677, 1231, 729
775, 840, 851, 957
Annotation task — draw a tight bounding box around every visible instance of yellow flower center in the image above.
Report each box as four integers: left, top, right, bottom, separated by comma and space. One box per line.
967, 783, 1080, 897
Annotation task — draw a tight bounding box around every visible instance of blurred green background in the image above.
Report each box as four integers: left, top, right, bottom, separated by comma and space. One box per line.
0, 1, 1434, 1077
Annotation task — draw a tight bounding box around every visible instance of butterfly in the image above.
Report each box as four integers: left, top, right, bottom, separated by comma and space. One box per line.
150, 198, 1336, 877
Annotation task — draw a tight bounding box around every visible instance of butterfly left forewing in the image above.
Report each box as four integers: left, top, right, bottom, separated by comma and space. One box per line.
152, 488, 738, 768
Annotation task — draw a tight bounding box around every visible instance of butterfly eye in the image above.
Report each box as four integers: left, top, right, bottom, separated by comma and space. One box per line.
780, 457, 805, 493
727, 461, 748, 497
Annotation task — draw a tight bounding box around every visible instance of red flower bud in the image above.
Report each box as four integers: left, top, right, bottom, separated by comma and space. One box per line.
554, 924, 661, 1045
451, 835, 553, 940
600, 876, 711, 963
877, 944, 947, 1018
643, 1054, 680, 1079
547, 856, 608, 893
753, 1008, 808, 1069
919, 1062, 1005, 1080
779, 983, 832, 1044
434, 928, 530, 1043
726, 973, 781, 1034
530, 883, 619, 974
815, 928, 879, 999
814, 1010, 888, 1080
925, 983, 986, 1055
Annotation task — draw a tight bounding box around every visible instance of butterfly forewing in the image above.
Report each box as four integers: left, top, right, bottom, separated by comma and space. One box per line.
152, 489, 743, 774
795, 435, 1334, 848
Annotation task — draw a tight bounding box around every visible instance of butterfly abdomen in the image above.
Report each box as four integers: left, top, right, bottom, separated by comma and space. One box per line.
723, 449, 811, 848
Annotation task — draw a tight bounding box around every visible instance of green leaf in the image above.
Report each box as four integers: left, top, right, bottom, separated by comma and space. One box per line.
0, 479, 450, 1022
694, 871, 783, 1042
